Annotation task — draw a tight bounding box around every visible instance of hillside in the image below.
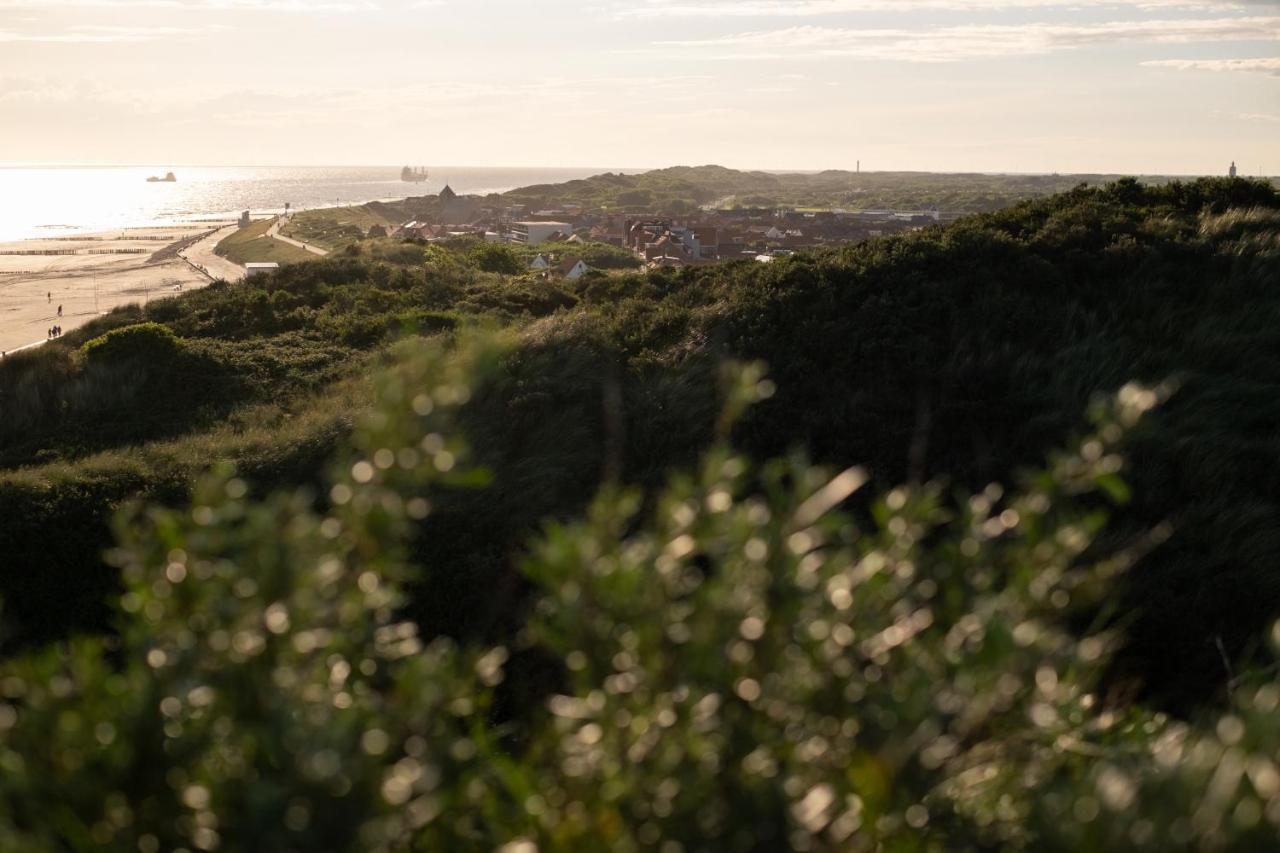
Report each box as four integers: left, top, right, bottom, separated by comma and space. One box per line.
500, 164, 1194, 214
1, 176, 1276, 703
1, 177, 1279, 848
280, 201, 420, 250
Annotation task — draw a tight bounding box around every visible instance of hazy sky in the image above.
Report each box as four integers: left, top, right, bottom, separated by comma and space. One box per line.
1, 0, 1277, 173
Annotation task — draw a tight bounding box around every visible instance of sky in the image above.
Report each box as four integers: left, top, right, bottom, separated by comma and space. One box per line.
0, 0, 1277, 173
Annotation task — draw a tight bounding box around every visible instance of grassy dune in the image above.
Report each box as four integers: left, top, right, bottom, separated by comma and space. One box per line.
281, 202, 409, 250
215, 217, 316, 265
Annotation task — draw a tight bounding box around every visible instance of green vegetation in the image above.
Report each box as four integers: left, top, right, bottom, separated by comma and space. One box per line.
513, 239, 641, 271
444, 237, 640, 274
2, 177, 1280, 847
215, 218, 317, 265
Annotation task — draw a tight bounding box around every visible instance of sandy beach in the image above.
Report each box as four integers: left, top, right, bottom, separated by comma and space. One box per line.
0, 223, 244, 356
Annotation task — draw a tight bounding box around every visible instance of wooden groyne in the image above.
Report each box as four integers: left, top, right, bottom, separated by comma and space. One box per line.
0, 249, 150, 256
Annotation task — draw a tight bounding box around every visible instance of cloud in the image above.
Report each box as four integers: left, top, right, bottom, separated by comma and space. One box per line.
619, 0, 1253, 17
1142, 57, 1280, 74
0, 25, 215, 43
0, 0, 377, 10
654, 17, 1280, 62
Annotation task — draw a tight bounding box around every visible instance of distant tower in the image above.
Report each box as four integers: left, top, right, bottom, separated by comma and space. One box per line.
857, 160, 861, 174
1230, 161, 1238, 178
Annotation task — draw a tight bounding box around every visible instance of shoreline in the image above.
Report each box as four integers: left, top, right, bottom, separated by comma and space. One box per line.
0, 223, 240, 357
0, 187, 400, 358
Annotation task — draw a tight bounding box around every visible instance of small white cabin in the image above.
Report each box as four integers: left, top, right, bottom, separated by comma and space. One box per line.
529, 254, 550, 271
245, 262, 280, 280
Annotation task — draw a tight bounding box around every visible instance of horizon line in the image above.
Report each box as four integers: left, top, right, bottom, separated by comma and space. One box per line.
0, 162, 1270, 179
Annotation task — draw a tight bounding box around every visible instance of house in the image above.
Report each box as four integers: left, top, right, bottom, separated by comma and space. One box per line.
556, 257, 589, 280
529, 254, 550, 271
510, 221, 574, 245
394, 221, 431, 240
765, 226, 804, 240
589, 225, 624, 246
691, 228, 720, 259
650, 255, 685, 269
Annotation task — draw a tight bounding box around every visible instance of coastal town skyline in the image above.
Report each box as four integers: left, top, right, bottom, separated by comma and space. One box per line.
1, 0, 1276, 174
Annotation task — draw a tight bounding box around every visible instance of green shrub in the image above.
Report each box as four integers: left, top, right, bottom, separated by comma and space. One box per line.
2, 343, 1280, 851
81, 323, 182, 365
470, 243, 524, 275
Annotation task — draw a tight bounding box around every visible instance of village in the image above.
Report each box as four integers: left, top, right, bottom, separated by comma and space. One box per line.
371, 183, 959, 279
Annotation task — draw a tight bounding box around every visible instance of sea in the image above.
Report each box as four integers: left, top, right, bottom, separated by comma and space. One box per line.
0, 165, 628, 243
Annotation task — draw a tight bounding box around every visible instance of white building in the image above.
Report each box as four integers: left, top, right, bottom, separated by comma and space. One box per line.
245, 262, 280, 279
510, 221, 573, 245
529, 254, 550, 271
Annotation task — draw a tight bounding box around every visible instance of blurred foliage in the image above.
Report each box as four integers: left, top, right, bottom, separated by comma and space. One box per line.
3, 340, 1280, 851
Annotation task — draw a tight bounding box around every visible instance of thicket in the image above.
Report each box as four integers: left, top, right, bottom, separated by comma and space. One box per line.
2, 339, 1280, 851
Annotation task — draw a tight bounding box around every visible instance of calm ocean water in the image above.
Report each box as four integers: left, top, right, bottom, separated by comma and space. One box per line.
0, 165, 627, 242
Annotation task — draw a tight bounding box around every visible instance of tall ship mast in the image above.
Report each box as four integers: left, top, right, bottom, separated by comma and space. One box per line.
401, 166, 429, 183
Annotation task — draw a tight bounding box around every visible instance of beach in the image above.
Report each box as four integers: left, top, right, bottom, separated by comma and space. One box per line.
0, 223, 242, 355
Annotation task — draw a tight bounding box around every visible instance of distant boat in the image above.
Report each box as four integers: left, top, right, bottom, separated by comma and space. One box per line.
401, 166, 429, 183
147, 172, 177, 183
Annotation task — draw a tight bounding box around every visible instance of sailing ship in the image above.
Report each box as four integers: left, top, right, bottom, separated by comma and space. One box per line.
401, 166, 429, 183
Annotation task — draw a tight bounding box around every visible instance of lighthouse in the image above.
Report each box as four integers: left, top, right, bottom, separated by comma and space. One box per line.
1230, 161, 1238, 179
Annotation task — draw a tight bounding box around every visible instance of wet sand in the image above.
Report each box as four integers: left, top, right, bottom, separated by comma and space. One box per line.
0, 224, 243, 356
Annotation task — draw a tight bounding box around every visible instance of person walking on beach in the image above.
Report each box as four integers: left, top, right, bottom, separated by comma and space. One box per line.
57, 305, 62, 317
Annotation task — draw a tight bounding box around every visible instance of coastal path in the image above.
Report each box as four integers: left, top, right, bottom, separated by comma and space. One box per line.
268, 218, 329, 257
179, 225, 247, 283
